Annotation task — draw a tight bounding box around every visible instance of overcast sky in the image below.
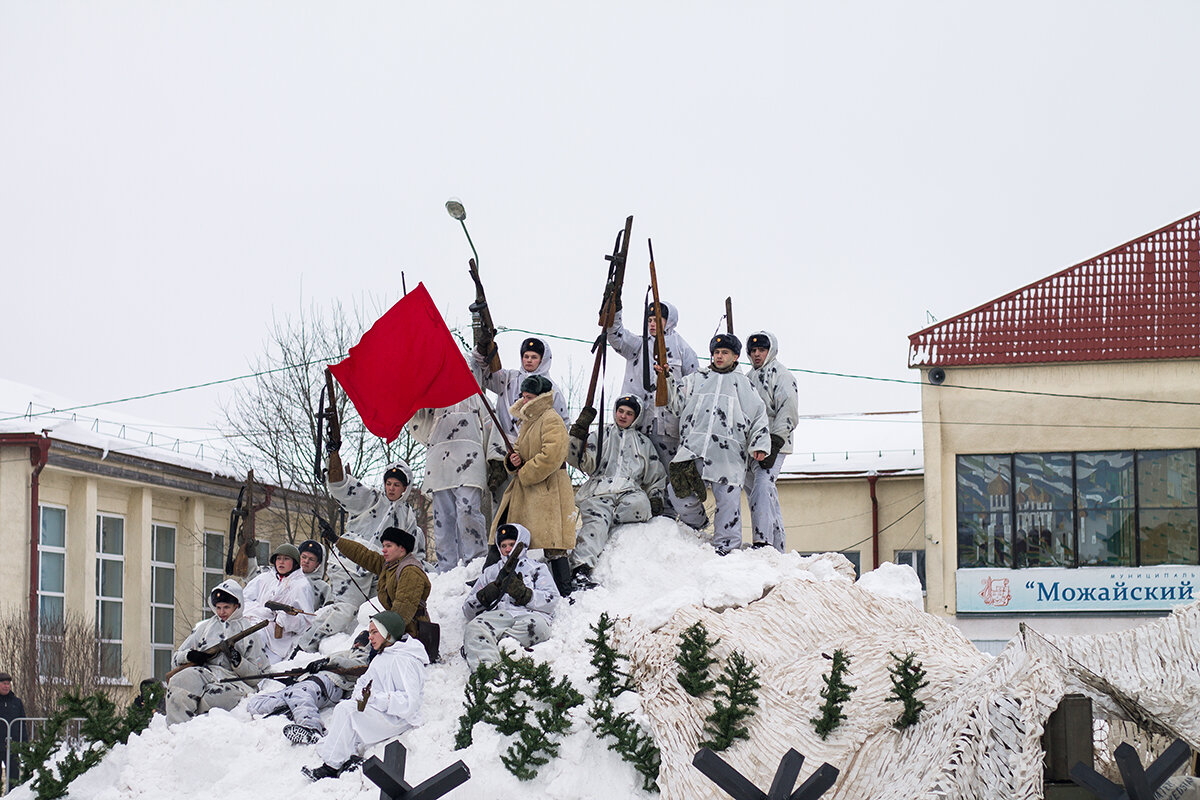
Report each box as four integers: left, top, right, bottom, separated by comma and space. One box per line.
3, 2, 1199, 451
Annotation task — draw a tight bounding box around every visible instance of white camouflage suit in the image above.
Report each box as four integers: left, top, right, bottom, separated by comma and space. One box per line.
295, 462, 417, 653
462, 524, 560, 670
744, 331, 800, 552
667, 363, 771, 550
315, 635, 428, 769
567, 402, 667, 570
606, 304, 699, 465
406, 397, 490, 571
166, 580, 271, 725
245, 642, 370, 733
473, 338, 568, 506
242, 566, 317, 664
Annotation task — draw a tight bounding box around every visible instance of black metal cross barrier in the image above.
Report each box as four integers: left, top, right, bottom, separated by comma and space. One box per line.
1070, 739, 1192, 800
693, 747, 839, 800
362, 741, 470, 800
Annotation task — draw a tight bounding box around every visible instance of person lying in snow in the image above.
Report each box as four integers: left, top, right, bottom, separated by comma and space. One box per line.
301, 611, 428, 782
462, 523, 560, 671
245, 629, 371, 744
566, 394, 667, 590
166, 580, 270, 725
241, 543, 316, 665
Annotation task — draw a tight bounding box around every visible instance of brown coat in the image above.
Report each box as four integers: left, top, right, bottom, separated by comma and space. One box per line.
489, 391, 577, 551
335, 537, 431, 637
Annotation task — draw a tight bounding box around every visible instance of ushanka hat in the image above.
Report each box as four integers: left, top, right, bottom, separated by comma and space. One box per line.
746, 333, 771, 351
496, 524, 521, 545
614, 395, 641, 417
520, 337, 546, 357
520, 374, 553, 396
383, 464, 409, 487
709, 333, 742, 356
210, 587, 240, 606
380, 526, 416, 554
298, 539, 324, 564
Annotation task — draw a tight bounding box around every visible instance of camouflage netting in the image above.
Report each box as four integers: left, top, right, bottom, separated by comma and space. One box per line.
617, 563, 1200, 800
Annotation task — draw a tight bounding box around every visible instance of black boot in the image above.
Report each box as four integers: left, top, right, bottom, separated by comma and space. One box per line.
571, 564, 598, 592
549, 557, 573, 597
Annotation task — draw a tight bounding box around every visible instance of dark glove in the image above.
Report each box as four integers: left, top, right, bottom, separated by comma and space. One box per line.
486, 460, 507, 493
218, 640, 242, 668
570, 407, 597, 441
760, 434, 785, 470
243, 537, 258, 557
475, 580, 504, 608
503, 572, 533, 605
318, 518, 339, 546
306, 658, 330, 675
186, 649, 212, 666
668, 460, 707, 502
649, 495, 664, 516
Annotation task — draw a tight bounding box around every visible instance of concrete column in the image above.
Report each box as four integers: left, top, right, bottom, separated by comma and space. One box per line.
0, 447, 32, 613
175, 496, 206, 634
125, 487, 153, 683
920, 376, 952, 617
67, 476, 98, 622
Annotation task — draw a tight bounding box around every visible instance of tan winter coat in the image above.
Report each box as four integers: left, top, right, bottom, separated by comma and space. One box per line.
335, 538, 431, 638
489, 391, 577, 551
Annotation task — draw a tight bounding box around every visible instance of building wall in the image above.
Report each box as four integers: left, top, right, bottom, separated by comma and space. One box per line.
0, 442, 288, 690
919, 359, 1200, 635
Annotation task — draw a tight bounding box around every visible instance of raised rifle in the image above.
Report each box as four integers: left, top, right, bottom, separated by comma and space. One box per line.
469, 258, 501, 373
217, 663, 368, 684
584, 216, 634, 412
648, 239, 670, 406
162, 618, 271, 682
725, 296, 734, 335
226, 470, 273, 576
265, 600, 316, 617
484, 541, 527, 611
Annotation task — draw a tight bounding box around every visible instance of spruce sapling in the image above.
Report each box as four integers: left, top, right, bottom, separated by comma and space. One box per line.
586, 612, 633, 697
676, 621, 720, 697
699, 650, 761, 751
811, 649, 856, 740
886, 651, 929, 730
454, 660, 499, 749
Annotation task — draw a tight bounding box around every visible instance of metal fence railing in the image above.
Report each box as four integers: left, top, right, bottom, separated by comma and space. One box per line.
2, 717, 86, 796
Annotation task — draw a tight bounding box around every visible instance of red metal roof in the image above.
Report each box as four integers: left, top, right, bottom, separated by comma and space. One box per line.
908, 211, 1200, 367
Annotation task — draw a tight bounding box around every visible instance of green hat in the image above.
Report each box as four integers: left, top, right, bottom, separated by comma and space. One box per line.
271, 543, 302, 570
370, 611, 408, 641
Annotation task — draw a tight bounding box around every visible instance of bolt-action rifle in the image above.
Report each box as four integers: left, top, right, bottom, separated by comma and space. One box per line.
648, 239, 670, 406
469, 258, 501, 373
483, 541, 527, 611
217, 663, 368, 684
162, 619, 271, 682
265, 600, 316, 617
583, 216, 634, 413
226, 470, 274, 576
725, 296, 734, 335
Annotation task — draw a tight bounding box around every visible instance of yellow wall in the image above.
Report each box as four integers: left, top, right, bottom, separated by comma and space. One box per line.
919, 359, 1200, 617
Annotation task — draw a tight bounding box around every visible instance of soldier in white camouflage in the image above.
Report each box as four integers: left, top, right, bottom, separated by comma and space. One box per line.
165, 580, 270, 725
743, 331, 800, 552
566, 394, 667, 589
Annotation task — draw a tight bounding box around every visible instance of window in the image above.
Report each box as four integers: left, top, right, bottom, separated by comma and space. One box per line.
894, 549, 926, 591
150, 525, 176, 681
38, 505, 67, 630
96, 514, 124, 678
956, 450, 1200, 569
203, 531, 225, 618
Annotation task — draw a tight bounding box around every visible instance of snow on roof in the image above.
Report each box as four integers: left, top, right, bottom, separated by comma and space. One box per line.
781, 410, 924, 477
909, 210, 1200, 368
0, 377, 239, 478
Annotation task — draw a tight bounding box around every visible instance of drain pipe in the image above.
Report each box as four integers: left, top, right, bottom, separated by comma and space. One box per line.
868, 472, 880, 570
28, 433, 52, 636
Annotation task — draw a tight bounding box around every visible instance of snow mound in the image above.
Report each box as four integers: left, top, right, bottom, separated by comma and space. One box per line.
854, 561, 924, 609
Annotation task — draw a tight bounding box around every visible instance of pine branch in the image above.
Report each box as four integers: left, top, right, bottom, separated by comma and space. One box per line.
700, 650, 761, 752
676, 621, 720, 697
886, 651, 929, 730
587, 612, 634, 697
811, 649, 856, 740
454, 660, 499, 749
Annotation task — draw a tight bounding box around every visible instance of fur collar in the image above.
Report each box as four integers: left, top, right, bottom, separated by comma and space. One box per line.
510, 391, 556, 422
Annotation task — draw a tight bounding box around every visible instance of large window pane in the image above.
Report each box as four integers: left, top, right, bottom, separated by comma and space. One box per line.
153, 566, 174, 604
1139, 509, 1199, 566
100, 559, 123, 598
1015, 510, 1075, 568
1015, 453, 1073, 507
1138, 450, 1197, 508
957, 455, 1011, 514
39, 595, 63, 626
204, 532, 224, 570
97, 516, 124, 555
99, 600, 122, 639
40, 506, 66, 547
153, 649, 172, 682
1078, 508, 1135, 566
152, 607, 174, 646
1076, 452, 1135, 507
99, 642, 122, 678
40, 551, 65, 593
154, 525, 176, 563
958, 512, 1011, 568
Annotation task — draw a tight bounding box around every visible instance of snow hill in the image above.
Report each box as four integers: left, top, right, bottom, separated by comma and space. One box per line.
10, 519, 1200, 800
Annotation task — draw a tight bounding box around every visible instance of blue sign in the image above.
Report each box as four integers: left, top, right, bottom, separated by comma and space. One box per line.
957, 566, 1199, 613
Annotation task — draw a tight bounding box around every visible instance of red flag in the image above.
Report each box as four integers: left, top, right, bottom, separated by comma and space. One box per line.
329, 283, 480, 442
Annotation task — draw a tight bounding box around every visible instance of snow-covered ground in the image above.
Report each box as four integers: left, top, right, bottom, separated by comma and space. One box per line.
6, 519, 924, 800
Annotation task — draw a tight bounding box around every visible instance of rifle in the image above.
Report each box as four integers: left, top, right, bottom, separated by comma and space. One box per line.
725, 296, 734, 335
225, 471, 272, 576
647, 239, 669, 406
584, 216, 634, 411
484, 541, 527, 611
357, 680, 373, 712
469, 258, 501, 373
217, 663, 368, 684
163, 619, 271, 682
313, 369, 341, 485
265, 600, 316, 617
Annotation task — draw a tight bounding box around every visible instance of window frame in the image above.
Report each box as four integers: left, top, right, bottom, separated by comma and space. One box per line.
150, 523, 177, 681
95, 513, 125, 679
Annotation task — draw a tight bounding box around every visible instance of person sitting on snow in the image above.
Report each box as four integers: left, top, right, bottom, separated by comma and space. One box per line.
298, 539, 331, 607
242, 543, 317, 665
166, 580, 270, 725
246, 630, 371, 744
302, 611, 428, 782
321, 525, 433, 643
566, 394, 667, 590
462, 523, 560, 671
657, 333, 770, 554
